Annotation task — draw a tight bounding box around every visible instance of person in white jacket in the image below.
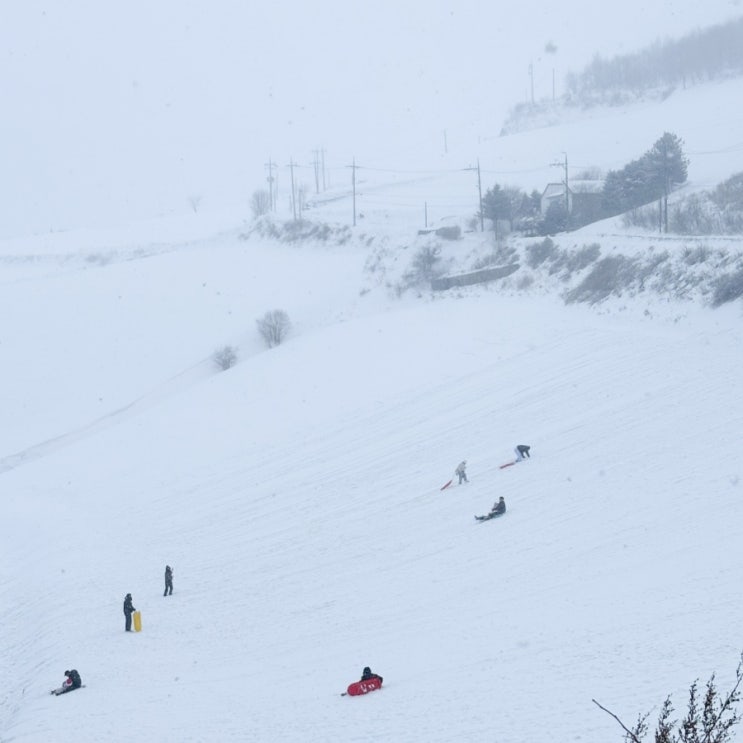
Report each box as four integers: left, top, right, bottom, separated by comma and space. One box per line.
455, 460, 468, 484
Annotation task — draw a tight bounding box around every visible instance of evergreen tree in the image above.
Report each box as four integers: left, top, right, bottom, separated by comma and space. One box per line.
601, 132, 688, 229
481, 184, 512, 238
645, 132, 689, 231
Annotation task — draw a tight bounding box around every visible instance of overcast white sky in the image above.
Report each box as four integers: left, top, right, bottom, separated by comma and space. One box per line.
0, 0, 739, 237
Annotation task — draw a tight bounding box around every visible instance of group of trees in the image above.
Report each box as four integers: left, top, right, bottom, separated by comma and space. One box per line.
482, 132, 688, 237
565, 17, 743, 104
602, 132, 688, 231
480, 185, 542, 237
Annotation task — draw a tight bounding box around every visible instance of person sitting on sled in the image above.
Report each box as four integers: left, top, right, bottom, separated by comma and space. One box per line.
488, 496, 506, 517
51, 669, 81, 695
476, 497, 506, 520
361, 666, 383, 683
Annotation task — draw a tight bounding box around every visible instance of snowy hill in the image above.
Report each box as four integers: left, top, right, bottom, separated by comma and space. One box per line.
3, 74, 743, 743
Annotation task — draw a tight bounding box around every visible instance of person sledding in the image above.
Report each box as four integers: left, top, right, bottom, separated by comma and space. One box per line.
361, 666, 383, 684
50, 669, 82, 695
515, 444, 531, 460
475, 496, 506, 521
344, 666, 384, 696
500, 445, 531, 468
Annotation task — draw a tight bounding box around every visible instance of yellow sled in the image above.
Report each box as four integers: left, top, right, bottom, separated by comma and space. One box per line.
133, 610, 142, 632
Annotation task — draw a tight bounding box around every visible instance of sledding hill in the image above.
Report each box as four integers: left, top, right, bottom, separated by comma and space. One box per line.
2, 58, 743, 743
2, 223, 743, 742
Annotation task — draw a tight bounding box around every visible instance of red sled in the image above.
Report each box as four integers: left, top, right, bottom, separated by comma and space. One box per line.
346, 677, 383, 696
499, 461, 517, 469
440, 479, 453, 490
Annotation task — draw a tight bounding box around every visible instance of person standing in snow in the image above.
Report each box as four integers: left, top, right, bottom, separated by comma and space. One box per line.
164, 565, 173, 597
360, 666, 383, 683
515, 444, 531, 461
455, 460, 468, 484
123, 593, 136, 631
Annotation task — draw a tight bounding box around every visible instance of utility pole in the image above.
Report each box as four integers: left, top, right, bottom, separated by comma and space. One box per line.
265, 157, 276, 211
443, 129, 448, 154
529, 61, 534, 104
347, 157, 359, 226
287, 158, 297, 220
561, 152, 569, 226
320, 147, 326, 191
464, 160, 484, 232
312, 150, 320, 194
549, 152, 569, 229
476, 158, 483, 231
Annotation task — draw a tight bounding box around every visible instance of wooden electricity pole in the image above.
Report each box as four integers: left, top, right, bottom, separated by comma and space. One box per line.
347, 157, 359, 226
265, 157, 276, 211
287, 158, 297, 220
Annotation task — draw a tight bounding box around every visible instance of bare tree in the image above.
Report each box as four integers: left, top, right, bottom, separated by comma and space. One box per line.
250, 189, 271, 219
188, 195, 202, 213
257, 310, 291, 348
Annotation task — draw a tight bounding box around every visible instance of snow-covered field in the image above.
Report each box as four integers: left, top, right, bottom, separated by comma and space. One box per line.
3, 66, 743, 742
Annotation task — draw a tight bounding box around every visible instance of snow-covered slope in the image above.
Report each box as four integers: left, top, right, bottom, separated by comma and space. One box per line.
2, 78, 743, 742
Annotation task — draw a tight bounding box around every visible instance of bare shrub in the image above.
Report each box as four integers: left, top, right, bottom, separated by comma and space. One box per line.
435, 225, 461, 240
213, 345, 238, 371
712, 269, 743, 307
250, 190, 271, 218
549, 243, 602, 278
257, 309, 291, 348
711, 172, 743, 211
567, 243, 601, 272
623, 204, 662, 231
526, 237, 557, 268
516, 273, 534, 290
565, 255, 637, 304
683, 245, 711, 265
594, 654, 742, 742
403, 245, 443, 287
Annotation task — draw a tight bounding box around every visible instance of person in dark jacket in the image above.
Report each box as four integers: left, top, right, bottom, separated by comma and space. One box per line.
123, 593, 136, 631
164, 565, 173, 597
51, 669, 82, 695
515, 444, 531, 460
361, 666, 383, 683
475, 496, 506, 521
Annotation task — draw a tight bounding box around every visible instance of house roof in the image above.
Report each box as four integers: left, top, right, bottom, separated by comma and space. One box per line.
541, 183, 566, 199
541, 180, 604, 199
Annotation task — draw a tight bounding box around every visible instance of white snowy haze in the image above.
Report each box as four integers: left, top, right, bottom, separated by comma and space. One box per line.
3, 3, 743, 743
0, 0, 740, 237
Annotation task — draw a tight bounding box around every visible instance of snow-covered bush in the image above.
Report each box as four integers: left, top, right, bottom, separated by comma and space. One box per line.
213, 345, 238, 371
712, 269, 743, 307
402, 245, 443, 288
257, 310, 291, 348
565, 255, 636, 304
526, 238, 557, 268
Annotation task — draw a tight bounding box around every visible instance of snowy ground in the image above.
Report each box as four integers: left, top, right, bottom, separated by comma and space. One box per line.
2, 79, 743, 742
